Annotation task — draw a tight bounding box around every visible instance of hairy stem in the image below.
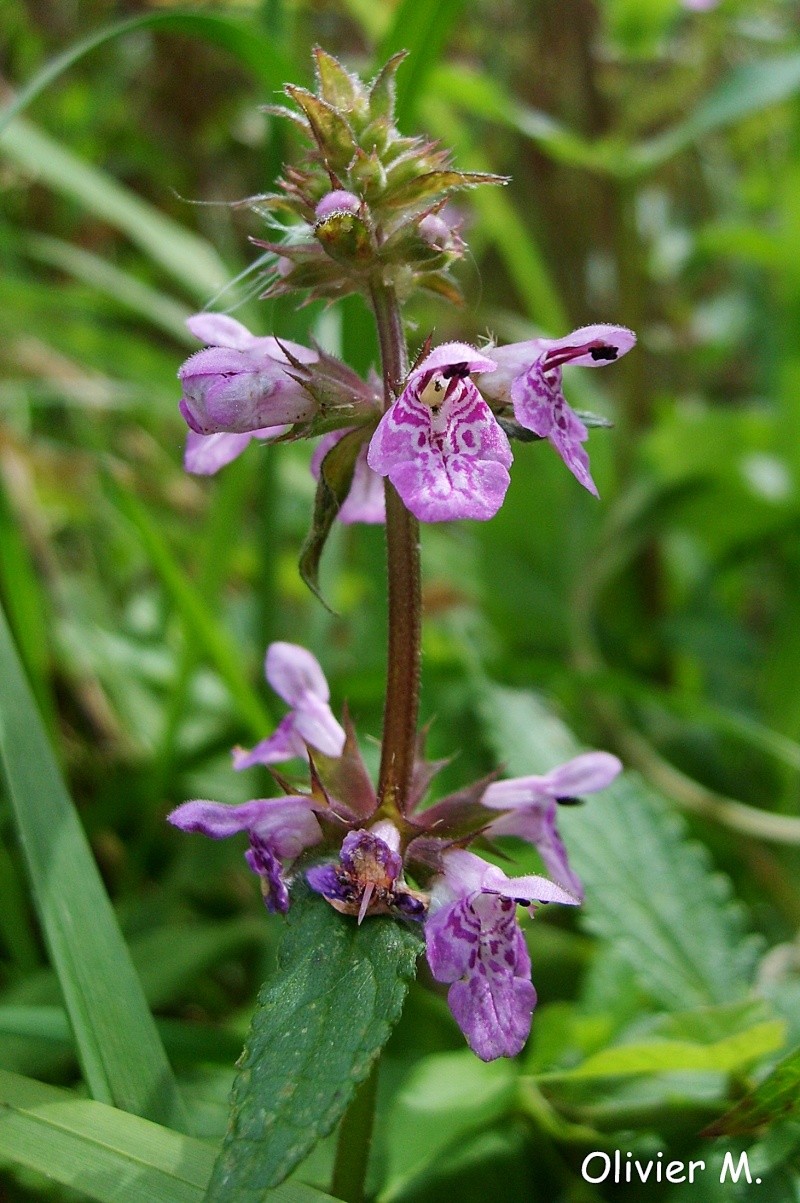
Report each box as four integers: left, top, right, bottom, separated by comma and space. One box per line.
330, 1060, 380, 1203
369, 278, 421, 815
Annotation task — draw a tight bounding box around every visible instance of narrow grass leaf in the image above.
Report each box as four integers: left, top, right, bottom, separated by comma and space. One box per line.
633, 53, 800, 173
0, 1069, 339, 1203
0, 117, 228, 302
377, 0, 470, 127
205, 884, 423, 1201
0, 12, 297, 136
476, 683, 759, 1009
102, 469, 272, 740
0, 603, 187, 1128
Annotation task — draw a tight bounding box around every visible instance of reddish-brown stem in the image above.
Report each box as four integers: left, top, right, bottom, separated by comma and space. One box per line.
368, 278, 420, 815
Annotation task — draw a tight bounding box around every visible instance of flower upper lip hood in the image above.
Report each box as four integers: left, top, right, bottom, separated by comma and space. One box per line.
477, 324, 636, 400
178, 313, 318, 436
473, 324, 636, 497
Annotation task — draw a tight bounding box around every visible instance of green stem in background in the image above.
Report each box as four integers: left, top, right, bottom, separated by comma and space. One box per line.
369, 279, 421, 816
330, 1060, 380, 1203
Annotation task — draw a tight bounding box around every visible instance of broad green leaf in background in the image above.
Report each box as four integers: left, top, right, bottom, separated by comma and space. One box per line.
535, 1021, 785, 1083
205, 885, 423, 1202
705, 1043, 800, 1137
380, 1051, 517, 1202
0, 603, 186, 1127
476, 683, 759, 1010
0, 1069, 339, 1203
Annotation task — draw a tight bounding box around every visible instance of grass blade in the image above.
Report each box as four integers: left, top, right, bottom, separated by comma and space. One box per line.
0, 1069, 340, 1203
0, 602, 187, 1128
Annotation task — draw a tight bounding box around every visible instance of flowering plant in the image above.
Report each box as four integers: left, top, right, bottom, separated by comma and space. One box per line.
169, 48, 630, 1201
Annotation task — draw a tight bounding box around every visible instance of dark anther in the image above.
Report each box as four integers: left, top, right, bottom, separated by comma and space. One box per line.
590, 346, 617, 362
555, 795, 584, 807
441, 362, 470, 379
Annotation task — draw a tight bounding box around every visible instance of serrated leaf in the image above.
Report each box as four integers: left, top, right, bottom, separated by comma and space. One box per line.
205, 885, 423, 1201
476, 684, 758, 1010
537, 1022, 785, 1083
705, 1043, 800, 1137
299, 427, 369, 607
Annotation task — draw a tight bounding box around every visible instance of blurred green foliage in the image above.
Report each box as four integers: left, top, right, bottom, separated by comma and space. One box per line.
3, 0, 800, 1199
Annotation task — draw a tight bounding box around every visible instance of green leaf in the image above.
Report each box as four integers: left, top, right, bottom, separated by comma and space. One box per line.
0, 1069, 337, 1203
476, 684, 758, 1010
536, 1022, 785, 1083
381, 1051, 517, 1201
0, 603, 187, 1128
205, 885, 423, 1201
632, 52, 800, 173
101, 468, 272, 740
705, 1043, 800, 1137
377, 0, 470, 128
0, 11, 297, 136
0, 116, 228, 302
299, 427, 369, 607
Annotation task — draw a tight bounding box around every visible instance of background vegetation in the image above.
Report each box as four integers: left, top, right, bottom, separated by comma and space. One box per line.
3, 0, 800, 1199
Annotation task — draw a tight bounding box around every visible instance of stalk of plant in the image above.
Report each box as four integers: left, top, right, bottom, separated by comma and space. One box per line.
168, 48, 634, 1201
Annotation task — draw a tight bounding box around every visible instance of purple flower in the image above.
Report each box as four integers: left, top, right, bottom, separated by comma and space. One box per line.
233, 641, 346, 770
425, 850, 578, 1061
367, 343, 513, 523
315, 190, 362, 220
478, 324, 636, 496
183, 427, 289, 476
168, 796, 322, 913
482, 752, 622, 901
178, 313, 317, 437
307, 821, 426, 924
311, 430, 386, 524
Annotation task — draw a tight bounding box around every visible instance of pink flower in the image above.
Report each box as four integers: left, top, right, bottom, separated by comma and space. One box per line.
178, 313, 317, 437
425, 850, 578, 1061
233, 642, 346, 769
478, 324, 636, 496
483, 752, 622, 901
367, 343, 512, 522
167, 796, 322, 913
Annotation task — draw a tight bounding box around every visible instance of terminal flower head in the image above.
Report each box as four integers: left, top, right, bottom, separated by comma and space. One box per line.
168, 796, 322, 913
478, 325, 636, 496
233, 641, 346, 770
425, 849, 578, 1061
178, 313, 317, 437
483, 752, 622, 900
367, 342, 513, 523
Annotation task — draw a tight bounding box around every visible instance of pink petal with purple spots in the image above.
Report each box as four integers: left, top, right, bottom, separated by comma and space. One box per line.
367, 374, 512, 523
